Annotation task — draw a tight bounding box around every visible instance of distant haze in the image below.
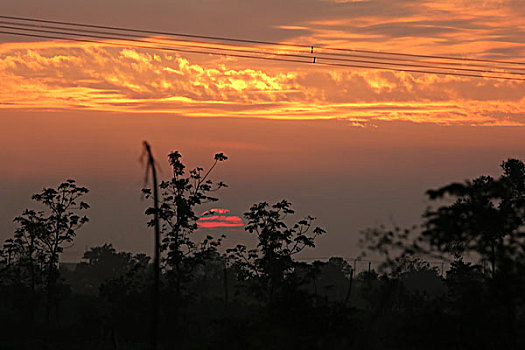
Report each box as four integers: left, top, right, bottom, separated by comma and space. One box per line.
1, 111, 523, 261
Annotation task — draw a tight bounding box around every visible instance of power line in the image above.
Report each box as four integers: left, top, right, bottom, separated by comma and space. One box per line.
1, 21, 524, 81
2, 22, 525, 78
2, 14, 524, 67
308, 49, 525, 73
315, 61, 524, 81
0, 15, 295, 49
3, 30, 525, 82
0, 30, 312, 64
323, 46, 525, 67
2, 19, 524, 74
2, 30, 524, 82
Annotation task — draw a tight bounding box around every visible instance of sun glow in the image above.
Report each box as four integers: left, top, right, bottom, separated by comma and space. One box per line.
197, 209, 243, 229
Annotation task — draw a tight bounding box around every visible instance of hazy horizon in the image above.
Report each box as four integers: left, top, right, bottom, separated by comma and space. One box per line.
1, 111, 523, 262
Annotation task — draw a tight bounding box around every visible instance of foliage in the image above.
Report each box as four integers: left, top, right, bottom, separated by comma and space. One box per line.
228, 200, 325, 304
359, 224, 422, 275
30, 179, 90, 270
360, 159, 525, 277
1, 180, 89, 301
357, 159, 525, 349
142, 151, 228, 298
99, 251, 151, 303
65, 243, 148, 295
2, 158, 525, 348
423, 159, 525, 274
1, 210, 47, 289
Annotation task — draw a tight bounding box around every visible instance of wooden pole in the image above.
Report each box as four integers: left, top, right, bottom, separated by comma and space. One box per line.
144, 141, 160, 350
344, 269, 354, 305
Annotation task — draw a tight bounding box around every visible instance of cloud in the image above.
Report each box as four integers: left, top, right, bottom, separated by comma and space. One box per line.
0, 40, 523, 126
0, 0, 524, 127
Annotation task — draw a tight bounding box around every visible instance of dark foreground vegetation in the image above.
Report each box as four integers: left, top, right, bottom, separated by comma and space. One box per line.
1, 147, 524, 349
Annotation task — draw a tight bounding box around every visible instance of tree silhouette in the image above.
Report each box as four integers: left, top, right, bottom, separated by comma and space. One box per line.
1, 180, 90, 323
31, 180, 90, 321
2, 157, 525, 348
6, 210, 47, 292
423, 159, 525, 276
5, 210, 49, 325
66, 243, 146, 295
228, 200, 325, 306
359, 159, 525, 349
142, 150, 228, 318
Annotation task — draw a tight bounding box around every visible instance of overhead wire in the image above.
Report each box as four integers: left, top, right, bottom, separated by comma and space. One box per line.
2, 14, 524, 67
2, 22, 525, 78
0, 16, 524, 81
0, 30, 314, 64
2, 29, 525, 81
2, 19, 524, 74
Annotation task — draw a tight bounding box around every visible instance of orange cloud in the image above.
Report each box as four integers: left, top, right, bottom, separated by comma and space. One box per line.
1, 0, 524, 128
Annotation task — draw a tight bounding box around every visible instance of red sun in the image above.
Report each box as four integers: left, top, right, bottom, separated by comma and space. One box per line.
197, 208, 243, 228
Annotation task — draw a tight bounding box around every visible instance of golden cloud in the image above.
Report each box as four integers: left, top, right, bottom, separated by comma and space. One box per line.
0, 38, 523, 126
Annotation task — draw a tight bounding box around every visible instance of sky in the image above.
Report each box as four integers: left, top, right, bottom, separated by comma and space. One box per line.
0, 0, 524, 262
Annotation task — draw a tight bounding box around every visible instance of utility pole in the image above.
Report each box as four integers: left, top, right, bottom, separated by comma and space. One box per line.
144, 141, 160, 350
344, 269, 354, 305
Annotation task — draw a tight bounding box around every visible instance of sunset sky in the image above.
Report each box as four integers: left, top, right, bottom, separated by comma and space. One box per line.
1, 0, 524, 262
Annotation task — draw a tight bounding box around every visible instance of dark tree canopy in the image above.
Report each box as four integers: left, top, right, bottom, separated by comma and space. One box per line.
228, 200, 325, 305
1, 158, 525, 349
423, 159, 525, 274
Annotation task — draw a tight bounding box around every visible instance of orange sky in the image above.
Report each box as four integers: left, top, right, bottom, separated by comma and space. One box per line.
1, 0, 524, 126
0, 0, 524, 260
